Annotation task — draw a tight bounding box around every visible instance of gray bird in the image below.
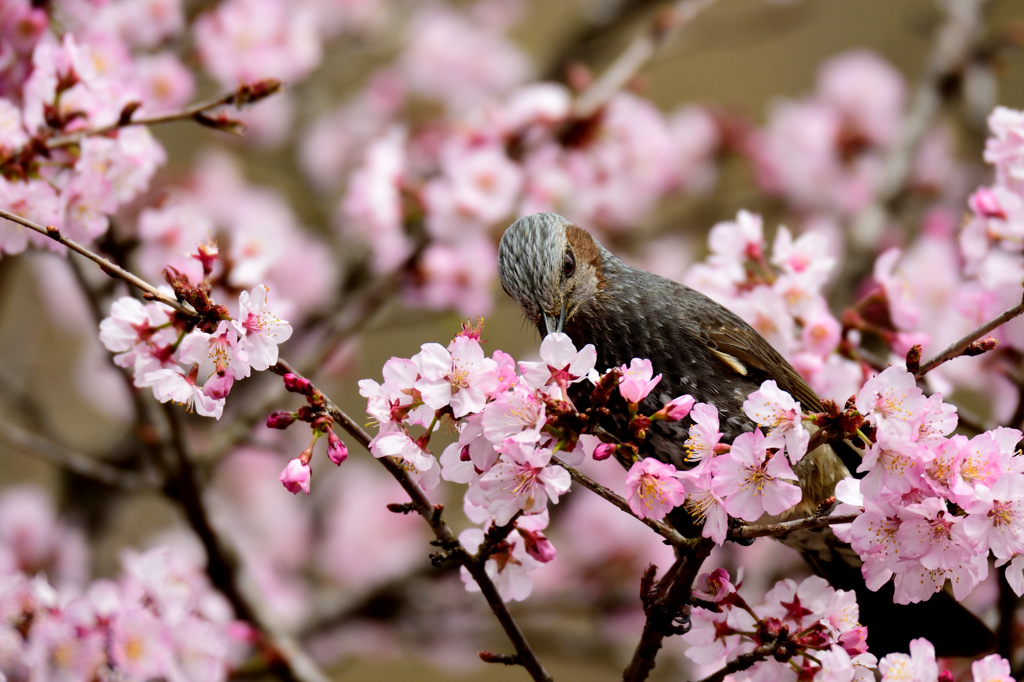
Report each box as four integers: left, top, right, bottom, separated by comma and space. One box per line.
498, 212, 993, 657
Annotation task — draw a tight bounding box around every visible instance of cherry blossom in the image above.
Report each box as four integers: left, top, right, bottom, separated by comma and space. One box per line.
684, 402, 723, 470
414, 335, 499, 418
878, 638, 938, 682
623, 459, 685, 521
233, 284, 293, 370
618, 358, 663, 405
478, 440, 571, 525
742, 380, 810, 463
518, 332, 596, 396
710, 429, 802, 521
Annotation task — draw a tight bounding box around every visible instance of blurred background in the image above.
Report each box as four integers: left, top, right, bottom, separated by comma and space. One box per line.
2, 0, 1024, 679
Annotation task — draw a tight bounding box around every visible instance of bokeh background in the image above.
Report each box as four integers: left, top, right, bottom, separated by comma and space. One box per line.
2, 0, 1024, 679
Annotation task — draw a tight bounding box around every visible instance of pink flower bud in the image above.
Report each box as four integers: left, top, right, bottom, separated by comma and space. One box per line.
202, 370, 234, 400
518, 528, 556, 563
279, 458, 311, 495
969, 187, 1006, 219
653, 395, 696, 421
593, 443, 617, 461
266, 410, 296, 429
327, 430, 348, 465
283, 373, 314, 396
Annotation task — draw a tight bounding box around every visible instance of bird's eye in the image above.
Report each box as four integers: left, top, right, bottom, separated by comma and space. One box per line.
562, 251, 576, 278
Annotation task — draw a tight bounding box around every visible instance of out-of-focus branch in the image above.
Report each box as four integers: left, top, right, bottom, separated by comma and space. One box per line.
850, 0, 990, 246
0, 419, 158, 491
46, 80, 282, 149
0, 209, 193, 316
159, 405, 330, 682
692, 632, 789, 682
622, 537, 715, 682
729, 512, 860, 541
572, 0, 719, 118
551, 456, 686, 546
914, 295, 1023, 378
270, 360, 553, 682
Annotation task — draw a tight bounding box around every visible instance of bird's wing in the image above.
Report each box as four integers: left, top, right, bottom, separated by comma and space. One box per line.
704, 322, 822, 412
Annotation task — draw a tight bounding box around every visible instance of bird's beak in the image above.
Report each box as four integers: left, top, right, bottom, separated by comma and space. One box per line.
543, 303, 566, 335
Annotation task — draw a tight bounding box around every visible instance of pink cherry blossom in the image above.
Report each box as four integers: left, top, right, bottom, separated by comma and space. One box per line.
478, 440, 571, 525
278, 458, 311, 495
145, 367, 225, 419
963, 474, 1024, 560
684, 402, 723, 469
878, 638, 938, 682
518, 332, 597, 396
742, 380, 810, 463
624, 459, 685, 521
459, 528, 539, 602
481, 386, 546, 445
896, 497, 968, 570
618, 358, 663, 405
682, 605, 756, 666
179, 320, 250, 382
233, 284, 293, 371
710, 429, 802, 521
368, 424, 435, 474
677, 469, 728, 544
855, 366, 928, 438
972, 654, 1013, 682
414, 336, 498, 418
652, 394, 695, 421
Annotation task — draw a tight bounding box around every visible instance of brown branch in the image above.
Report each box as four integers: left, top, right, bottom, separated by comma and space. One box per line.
0, 209, 194, 316
572, 0, 719, 118
850, 0, 990, 245
915, 296, 1024, 378
270, 360, 553, 682
45, 81, 281, 149
729, 512, 860, 541
0, 419, 158, 491
551, 456, 686, 546
623, 538, 715, 682
691, 632, 788, 682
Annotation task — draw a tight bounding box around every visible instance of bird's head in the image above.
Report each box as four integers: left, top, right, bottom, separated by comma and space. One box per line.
498, 213, 605, 335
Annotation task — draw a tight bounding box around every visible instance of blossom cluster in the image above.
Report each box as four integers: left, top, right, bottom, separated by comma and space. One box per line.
828, 365, 1024, 605
683, 569, 876, 681
0, 487, 238, 681
98, 243, 293, 419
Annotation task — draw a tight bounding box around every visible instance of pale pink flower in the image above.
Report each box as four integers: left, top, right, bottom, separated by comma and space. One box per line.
855, 366, 928, 438
97, 0, 185, 49
1003, 554, 1024, 596
757, 575, 833, 630
873, 249, 920, 331
278, 458, 311, 495
179, 320, 250, 381
368, 425, 435, 473
847, 498, 902, 591
109, 606, 173, 678
878, 638, 938, 682
459, 528, 539, 602
682, 606, 756, 666
691, 568, 737, 603
618, 358, 663, 405
908, 394, 957, 445
818, 50, 905, 146
677, 469, 728, 544
145, 367, 226, 418
896, 497, 968, 570
414, 336, 498, 418
624, 459, 685, 521
518, 332, 597, 396
972, 654, 1013, 682
711, 429, 802, 521
684, 402, 723, 469
963, 474, 1024, 560
859, 434, 927, 496
516, 512, 556, 563
478, 440, 570, 525
233, 284, 292, 371
801, 309, 842, 357
193, 0, 322, 88
401, 235, 497, 316
133, 52, 195, 115
742, 380, 810, 463
984, 106, 1024, 192
424, 140, 523, 234
481, 386, 546, 445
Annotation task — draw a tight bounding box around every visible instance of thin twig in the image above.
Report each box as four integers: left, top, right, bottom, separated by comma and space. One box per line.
915, 296, 1024, 378
271, 360, 553, 682
46, 82, 279, 149
850, 0, 990, 246
551, 456, 686, 546
0, 419, 158, 490
729, 512, 860, 541
0, 209, 194, 316
572, 0, 719, 118
691, 633, 788, 682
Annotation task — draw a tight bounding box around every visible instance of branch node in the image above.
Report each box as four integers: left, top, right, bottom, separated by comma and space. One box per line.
479, 651, 522, 666
386, 502, 418, 515
45, 224, 60, 239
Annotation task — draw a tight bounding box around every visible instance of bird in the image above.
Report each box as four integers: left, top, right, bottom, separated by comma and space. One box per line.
497, 212, 993, 658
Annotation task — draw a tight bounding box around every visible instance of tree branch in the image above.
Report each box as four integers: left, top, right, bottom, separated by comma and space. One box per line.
0, 209, 193, 316
270, 360, 553, 682
915, 296, 1024, 378
0, 419, 159, 491
572, 0, 719, 118
729, 512, 860, 541
691, 632, 788, 682
551, 456, 686, 546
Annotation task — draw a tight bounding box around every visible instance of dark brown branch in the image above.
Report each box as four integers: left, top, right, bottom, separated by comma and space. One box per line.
269, 360, 553, 682
623, 538, 715, 682
46, 81, 281, 149
915, 297, 1024, 378
551, 456, 686, 546
0, 209, 194, 316
0, 419, 158, 491
729, 512, 860, 541
692, 632, 788, 682
572, 0, 719, 118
